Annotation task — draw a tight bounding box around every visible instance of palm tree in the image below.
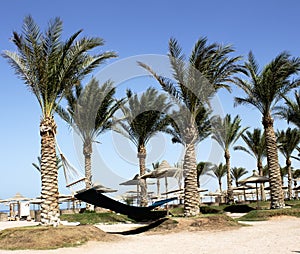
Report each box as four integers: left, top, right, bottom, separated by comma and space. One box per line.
276, 128, 300, 199
196, 161, 212, 188
3, 16, 116, 225
139, 37, 243, 216
234, 51, 300, 208
116, 88, 171, 206
231, 167, 248, 187
234, 128, 266, 199
212, 114, 248, 203
208, 163, 227, 192
56, 78, 122, 192
276, 91, 300, 128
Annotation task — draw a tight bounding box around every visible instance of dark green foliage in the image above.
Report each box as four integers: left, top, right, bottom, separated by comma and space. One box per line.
200, 206, 222, 214
223, 205, 255, 213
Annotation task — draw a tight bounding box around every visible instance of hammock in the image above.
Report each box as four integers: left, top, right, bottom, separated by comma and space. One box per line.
56, 142, 177, 220
75, 188, 177, 221
56, 143, 87, 193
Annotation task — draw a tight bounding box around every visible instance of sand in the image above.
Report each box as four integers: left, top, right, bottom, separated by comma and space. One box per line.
0, 217, 300, 254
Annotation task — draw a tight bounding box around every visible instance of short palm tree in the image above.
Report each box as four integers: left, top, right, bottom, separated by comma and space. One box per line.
212, 114, 248, 203
3, 16, 113, 225
56, 78, 122, 191
208, 163, 227, 193
116, 88, 172, 206
276, 128, 300, 199
234, 128, 267, 200
139, 37, 243, 216
231, 167, 248, 187
276, 91, 300, 128
234, 51, 300, 208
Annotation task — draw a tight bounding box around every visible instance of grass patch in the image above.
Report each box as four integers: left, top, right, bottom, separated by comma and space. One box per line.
169, 206, 184, 217
285, 200, 300, 207
0, 225, 118, 250
60, 212, 133, 225
238, 208, 300, 221
170, 205, 223, 217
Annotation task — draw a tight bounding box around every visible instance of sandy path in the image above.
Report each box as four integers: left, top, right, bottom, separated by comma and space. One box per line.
0, 217, 300, 254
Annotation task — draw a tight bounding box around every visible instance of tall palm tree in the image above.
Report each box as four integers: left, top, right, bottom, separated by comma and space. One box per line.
116, 88, 172, 206
212, 114, 248, 203
139, 37, 243, 216
234, 128, 267, 199
208, 163, 227, 192
276, 128, 300, 199
56, 78, 122, 191
3, 16, 116, 225
231, 167, 248, 187
276, 91, 300, 128
196, 161, 212, 188
234, 51, 300, 209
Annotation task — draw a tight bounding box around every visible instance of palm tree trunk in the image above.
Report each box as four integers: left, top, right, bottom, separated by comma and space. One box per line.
138, 145, 148, 207
83, 141, 93, 210
262, 114, 285, 208
40, 116, 60, 226
225, 149, 233, 204
218, 180, 222, 193
258, 160, 266, 201
183, 142, 200, 216
287, 157, 292, 200
83, 141, 93, 189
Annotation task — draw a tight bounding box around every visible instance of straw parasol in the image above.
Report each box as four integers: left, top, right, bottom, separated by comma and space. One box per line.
233, 184, 255, 201
239, 170, 269, 208
92, 183, 117, 193
140, 160, 183, 197
119, 174, 154, 205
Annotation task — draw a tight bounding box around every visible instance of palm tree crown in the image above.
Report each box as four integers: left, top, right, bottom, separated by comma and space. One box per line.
276, 91, 300, 128
208, 163, 227, 192
231, 167, 248, 187
3, 16, 116, 119
234, 128, 266, 173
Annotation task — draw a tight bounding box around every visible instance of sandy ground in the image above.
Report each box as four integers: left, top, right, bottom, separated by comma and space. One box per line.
0, 217, 300, 254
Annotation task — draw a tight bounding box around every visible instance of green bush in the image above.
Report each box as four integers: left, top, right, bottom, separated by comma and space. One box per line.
223, 205, 254, 213
200, 206, 222, 214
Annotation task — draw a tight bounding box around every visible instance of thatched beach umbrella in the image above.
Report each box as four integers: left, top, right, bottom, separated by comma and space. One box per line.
120, 174, 154, 205
239, 170, 269, 208
233, 184, 255, 201
141, 160, 183, 198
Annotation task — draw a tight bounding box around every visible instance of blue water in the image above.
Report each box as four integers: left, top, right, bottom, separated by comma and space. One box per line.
0, 210, 9, 213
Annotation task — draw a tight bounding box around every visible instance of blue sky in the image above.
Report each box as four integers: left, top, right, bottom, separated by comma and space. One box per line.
1, 0, 300, 201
